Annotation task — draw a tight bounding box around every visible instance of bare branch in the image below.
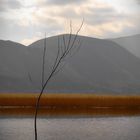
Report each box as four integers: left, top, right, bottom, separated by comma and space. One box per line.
34, 19, 84, 140
60, 38, 64, 55
53, 62, 66, 77
28, 72, 33, 84
65, 20, 72, 52
42, 33, 47, 88
62, 34, 66, 52
64, 18, 84, 58
51, 36, 60, 72
62, 39, 82, 62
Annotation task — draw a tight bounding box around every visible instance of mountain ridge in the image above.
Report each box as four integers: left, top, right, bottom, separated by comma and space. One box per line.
0, 34, 140, 94
110, 34, 140, 58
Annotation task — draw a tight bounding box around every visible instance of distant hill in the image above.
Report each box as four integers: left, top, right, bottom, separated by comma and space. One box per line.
0, 35, 140, 94
111, 34, 140, 58
0, 40, 32, 92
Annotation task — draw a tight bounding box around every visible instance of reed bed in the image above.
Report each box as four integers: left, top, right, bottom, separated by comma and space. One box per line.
0, 93, 140, 107
0, 93, 140, 116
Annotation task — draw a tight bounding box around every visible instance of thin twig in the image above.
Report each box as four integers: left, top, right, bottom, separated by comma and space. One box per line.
42, 33, 47, 88
51, 37, 60, 72
28, 72, 33, 84
64, 18, 84, 57
62, 34, 66, 52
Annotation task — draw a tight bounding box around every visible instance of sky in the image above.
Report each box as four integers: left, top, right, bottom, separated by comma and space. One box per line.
0, 0, 140, 45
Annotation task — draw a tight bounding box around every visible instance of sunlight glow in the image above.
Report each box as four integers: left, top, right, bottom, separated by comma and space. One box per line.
22, 0, 37, 6
0, 0, 139, 44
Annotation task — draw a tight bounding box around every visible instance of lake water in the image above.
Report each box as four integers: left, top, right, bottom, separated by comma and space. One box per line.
0, 117, 140, 140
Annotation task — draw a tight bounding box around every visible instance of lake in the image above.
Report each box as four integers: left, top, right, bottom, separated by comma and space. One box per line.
0, 116, 140, 140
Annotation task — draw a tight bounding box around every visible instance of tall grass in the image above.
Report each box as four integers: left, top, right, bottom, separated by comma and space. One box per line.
0, 93, 140, 107
0, 94, 140, 116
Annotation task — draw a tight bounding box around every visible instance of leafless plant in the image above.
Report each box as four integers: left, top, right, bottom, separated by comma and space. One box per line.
34, 19, 84, 140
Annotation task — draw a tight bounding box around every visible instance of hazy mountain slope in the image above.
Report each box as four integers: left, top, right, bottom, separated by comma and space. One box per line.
0, 40, 32, 92
0, 35, 140, 94
27, 34, 140, 94
111, 34, 140, 58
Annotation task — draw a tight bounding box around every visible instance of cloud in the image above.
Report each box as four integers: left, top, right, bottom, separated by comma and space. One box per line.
85, 6, 130, 25
0, 0, 139, 43
21, 36, 41, 46
0, 0, 21, 11
135, 0, 140, 4
47, 0, 86, 5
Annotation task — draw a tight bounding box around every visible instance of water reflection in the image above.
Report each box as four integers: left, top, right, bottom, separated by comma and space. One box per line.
0, 117, 140, 140
1, 107, 140, 117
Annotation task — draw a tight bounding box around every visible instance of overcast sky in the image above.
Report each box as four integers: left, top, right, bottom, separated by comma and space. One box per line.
0, 0, 140, 45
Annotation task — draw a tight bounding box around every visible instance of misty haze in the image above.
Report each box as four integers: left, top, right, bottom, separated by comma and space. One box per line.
1, 0, 140, 140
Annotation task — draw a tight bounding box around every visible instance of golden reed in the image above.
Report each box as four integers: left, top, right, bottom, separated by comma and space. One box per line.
0, 93, 140, 116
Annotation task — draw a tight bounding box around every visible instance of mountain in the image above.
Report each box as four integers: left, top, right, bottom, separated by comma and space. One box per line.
0, 35, 140, 94
0, 40, 32, 92
27, 34, 140, 94
111, 34, 140, 58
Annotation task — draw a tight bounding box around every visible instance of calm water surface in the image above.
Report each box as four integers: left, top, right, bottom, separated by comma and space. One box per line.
0, 117, 140, 140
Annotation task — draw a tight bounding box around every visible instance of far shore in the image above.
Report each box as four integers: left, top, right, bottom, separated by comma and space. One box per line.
0, 93, 140, 116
